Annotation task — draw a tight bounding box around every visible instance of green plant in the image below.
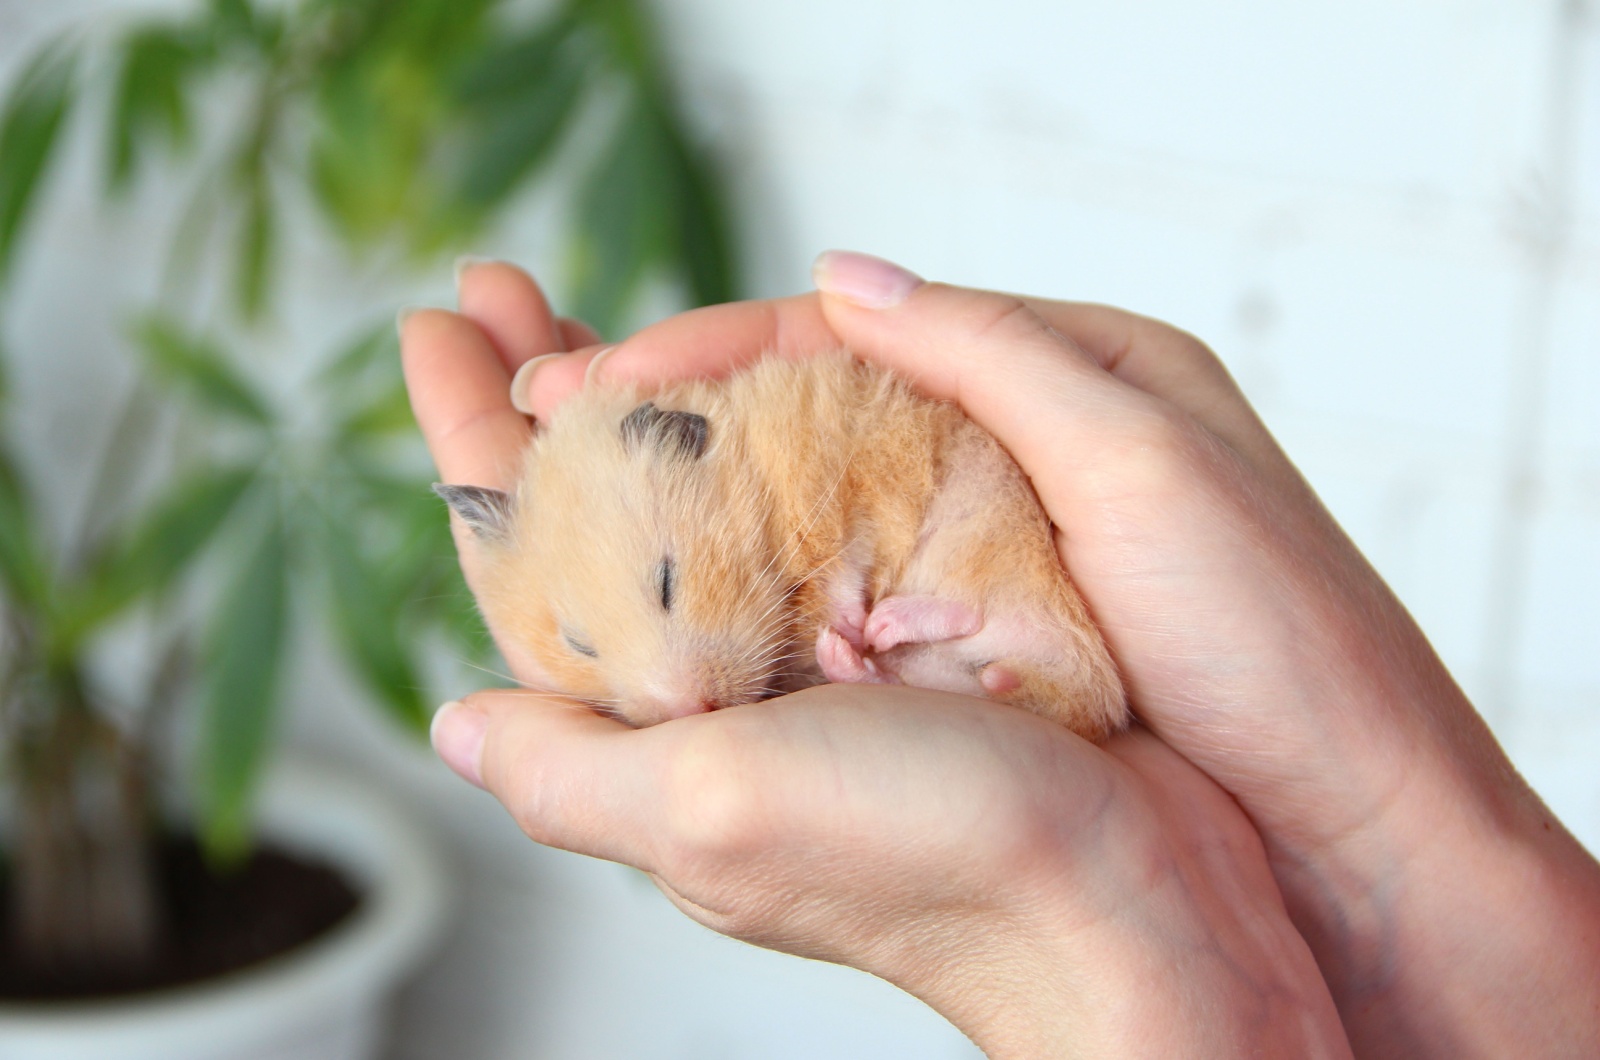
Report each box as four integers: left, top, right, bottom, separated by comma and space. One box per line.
0, 0, 737, 982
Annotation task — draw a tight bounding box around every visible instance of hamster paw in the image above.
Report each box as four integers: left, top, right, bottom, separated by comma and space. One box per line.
863, 595, 982, 653
817, 625, 898, 686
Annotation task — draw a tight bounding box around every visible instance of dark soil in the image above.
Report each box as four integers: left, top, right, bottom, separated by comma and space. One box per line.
0, 836, 361, 1001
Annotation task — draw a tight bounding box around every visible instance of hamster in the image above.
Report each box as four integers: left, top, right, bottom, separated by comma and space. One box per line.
435, 350, 1127, 740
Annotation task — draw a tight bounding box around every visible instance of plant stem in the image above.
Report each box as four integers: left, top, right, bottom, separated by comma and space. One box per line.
10, 666, 161, 982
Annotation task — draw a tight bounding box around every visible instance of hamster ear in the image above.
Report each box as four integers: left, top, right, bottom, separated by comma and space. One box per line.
432, 483, 514, 540
621, 402, 709, 460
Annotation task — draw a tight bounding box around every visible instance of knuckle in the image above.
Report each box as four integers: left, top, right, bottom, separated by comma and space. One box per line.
1123, 403, 1195, 451
961, 291, 1052, 348
1147, 317, 1216, 364
1107, 404, 1210, 492
495, 754, 562, 848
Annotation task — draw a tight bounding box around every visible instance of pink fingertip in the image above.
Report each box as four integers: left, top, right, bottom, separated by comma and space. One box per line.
396, 305, 424, 338
811, 250, 924, 309
583, 345, 618, 388
431, 700, 488, 789
510, 353, 562, 415
453, 255, 495, 292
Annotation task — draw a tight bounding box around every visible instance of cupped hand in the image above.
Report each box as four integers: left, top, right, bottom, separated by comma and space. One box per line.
399, 262, 1350, 1057
512, 254, 1475, 856
432, 683, 1346, 1057
491, 253, 1600, 1058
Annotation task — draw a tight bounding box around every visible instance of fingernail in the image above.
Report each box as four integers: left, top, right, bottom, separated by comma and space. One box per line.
431, 700, 487, 789
811, 250, 923, 309
454, 255, 493, 291
396, 305, 424, 338
510, 353, 563, 415
583, 345, 618, 388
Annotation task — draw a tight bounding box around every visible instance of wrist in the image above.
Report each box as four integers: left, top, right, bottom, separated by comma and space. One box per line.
1274, 734, 1600, 1057
938, 914, 1350, 1060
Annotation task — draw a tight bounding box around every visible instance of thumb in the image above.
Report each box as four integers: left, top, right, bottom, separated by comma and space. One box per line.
430, 690, 662, 869
811, 251, 1195, 518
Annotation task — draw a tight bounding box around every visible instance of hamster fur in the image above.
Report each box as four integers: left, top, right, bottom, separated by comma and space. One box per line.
436, 350, 1127, 740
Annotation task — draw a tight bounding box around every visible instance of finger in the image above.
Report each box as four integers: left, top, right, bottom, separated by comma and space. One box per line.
510, 344, 610, 422
434, 690, 664, 869
515, 293, 839, 419
558, 316, 603, 349
810, 251, 1163, 489
1020, 298, 1284, 471
400, 308, 531, 490
578, 292, 836, 387
455, 260, 565, 371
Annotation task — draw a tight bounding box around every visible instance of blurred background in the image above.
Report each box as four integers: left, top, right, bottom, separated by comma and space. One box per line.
1, 0, 1596, 1057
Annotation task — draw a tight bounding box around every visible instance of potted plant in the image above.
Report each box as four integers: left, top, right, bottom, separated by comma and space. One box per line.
0, 0, 738, 1053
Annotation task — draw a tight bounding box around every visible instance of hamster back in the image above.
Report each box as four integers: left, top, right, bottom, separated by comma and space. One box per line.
436, 351, 1127, 739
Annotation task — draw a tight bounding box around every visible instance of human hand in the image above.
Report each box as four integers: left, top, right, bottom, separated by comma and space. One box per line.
400, 262, 1351, 1057
436, 684, 1348, 1058
505, 250, 1600, 1057
798, 252, 1600, 1058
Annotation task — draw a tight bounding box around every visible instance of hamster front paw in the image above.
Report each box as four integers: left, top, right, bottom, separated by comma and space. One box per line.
817, 625, 898, 685
862, 594, 982, 653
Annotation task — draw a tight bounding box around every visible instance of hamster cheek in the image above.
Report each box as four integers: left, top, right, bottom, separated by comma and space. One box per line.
523, 638, 612, 708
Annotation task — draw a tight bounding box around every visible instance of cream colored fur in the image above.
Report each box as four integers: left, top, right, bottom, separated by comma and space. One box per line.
470, 351, 1127, 739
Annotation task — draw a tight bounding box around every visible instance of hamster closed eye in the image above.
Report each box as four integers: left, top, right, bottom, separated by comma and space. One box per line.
437, 351, 1128, 740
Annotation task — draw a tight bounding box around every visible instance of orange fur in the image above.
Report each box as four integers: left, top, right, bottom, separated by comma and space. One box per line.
468, 351, 1127, 738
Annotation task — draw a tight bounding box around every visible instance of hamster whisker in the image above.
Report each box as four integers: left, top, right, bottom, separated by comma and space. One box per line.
494, 688, 593, 703
759, 669, 814, 685
745, 620, 798, 658
741, 591, 795, 649
732, 448, 864, 646
742, 447, 859, 616
746, 537, 861, 642
583, 700, 626, 722
443, 655, 637, 717
744, 640, 812, 684
445, 654, 533, 689
742, 536, 857, 642
745, 610, 794, 643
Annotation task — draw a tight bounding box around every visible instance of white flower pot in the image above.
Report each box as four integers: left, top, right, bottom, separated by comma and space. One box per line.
0, 760, 451, 1060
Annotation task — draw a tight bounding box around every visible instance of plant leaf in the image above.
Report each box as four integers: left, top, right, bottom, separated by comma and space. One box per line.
61, 463, 257, 643
194, 494, 288, 864
451, 44, 586, 211
567, 98, 671, 336
108, 26, 208, 191
307, 56, 423, 248
0, 438, 50, 610
336, 379, 416, 439
234, 170, 276, 321
131, 314, 274, 426
320, 322, 417, 443
317, 321, 396, 389
317, 498, 430, 732
0, 37, 79, 284
208, 0, 259, 48
342, 464, 491, 665
452, 12, 577, 106
657, 111, 738, 307
582, 0, 659, 85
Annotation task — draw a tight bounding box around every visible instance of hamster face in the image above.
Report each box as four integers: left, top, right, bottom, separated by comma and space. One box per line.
479, 394, 803, 727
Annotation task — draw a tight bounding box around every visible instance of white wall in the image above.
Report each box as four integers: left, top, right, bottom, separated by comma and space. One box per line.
3, 1, 1597, 1058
